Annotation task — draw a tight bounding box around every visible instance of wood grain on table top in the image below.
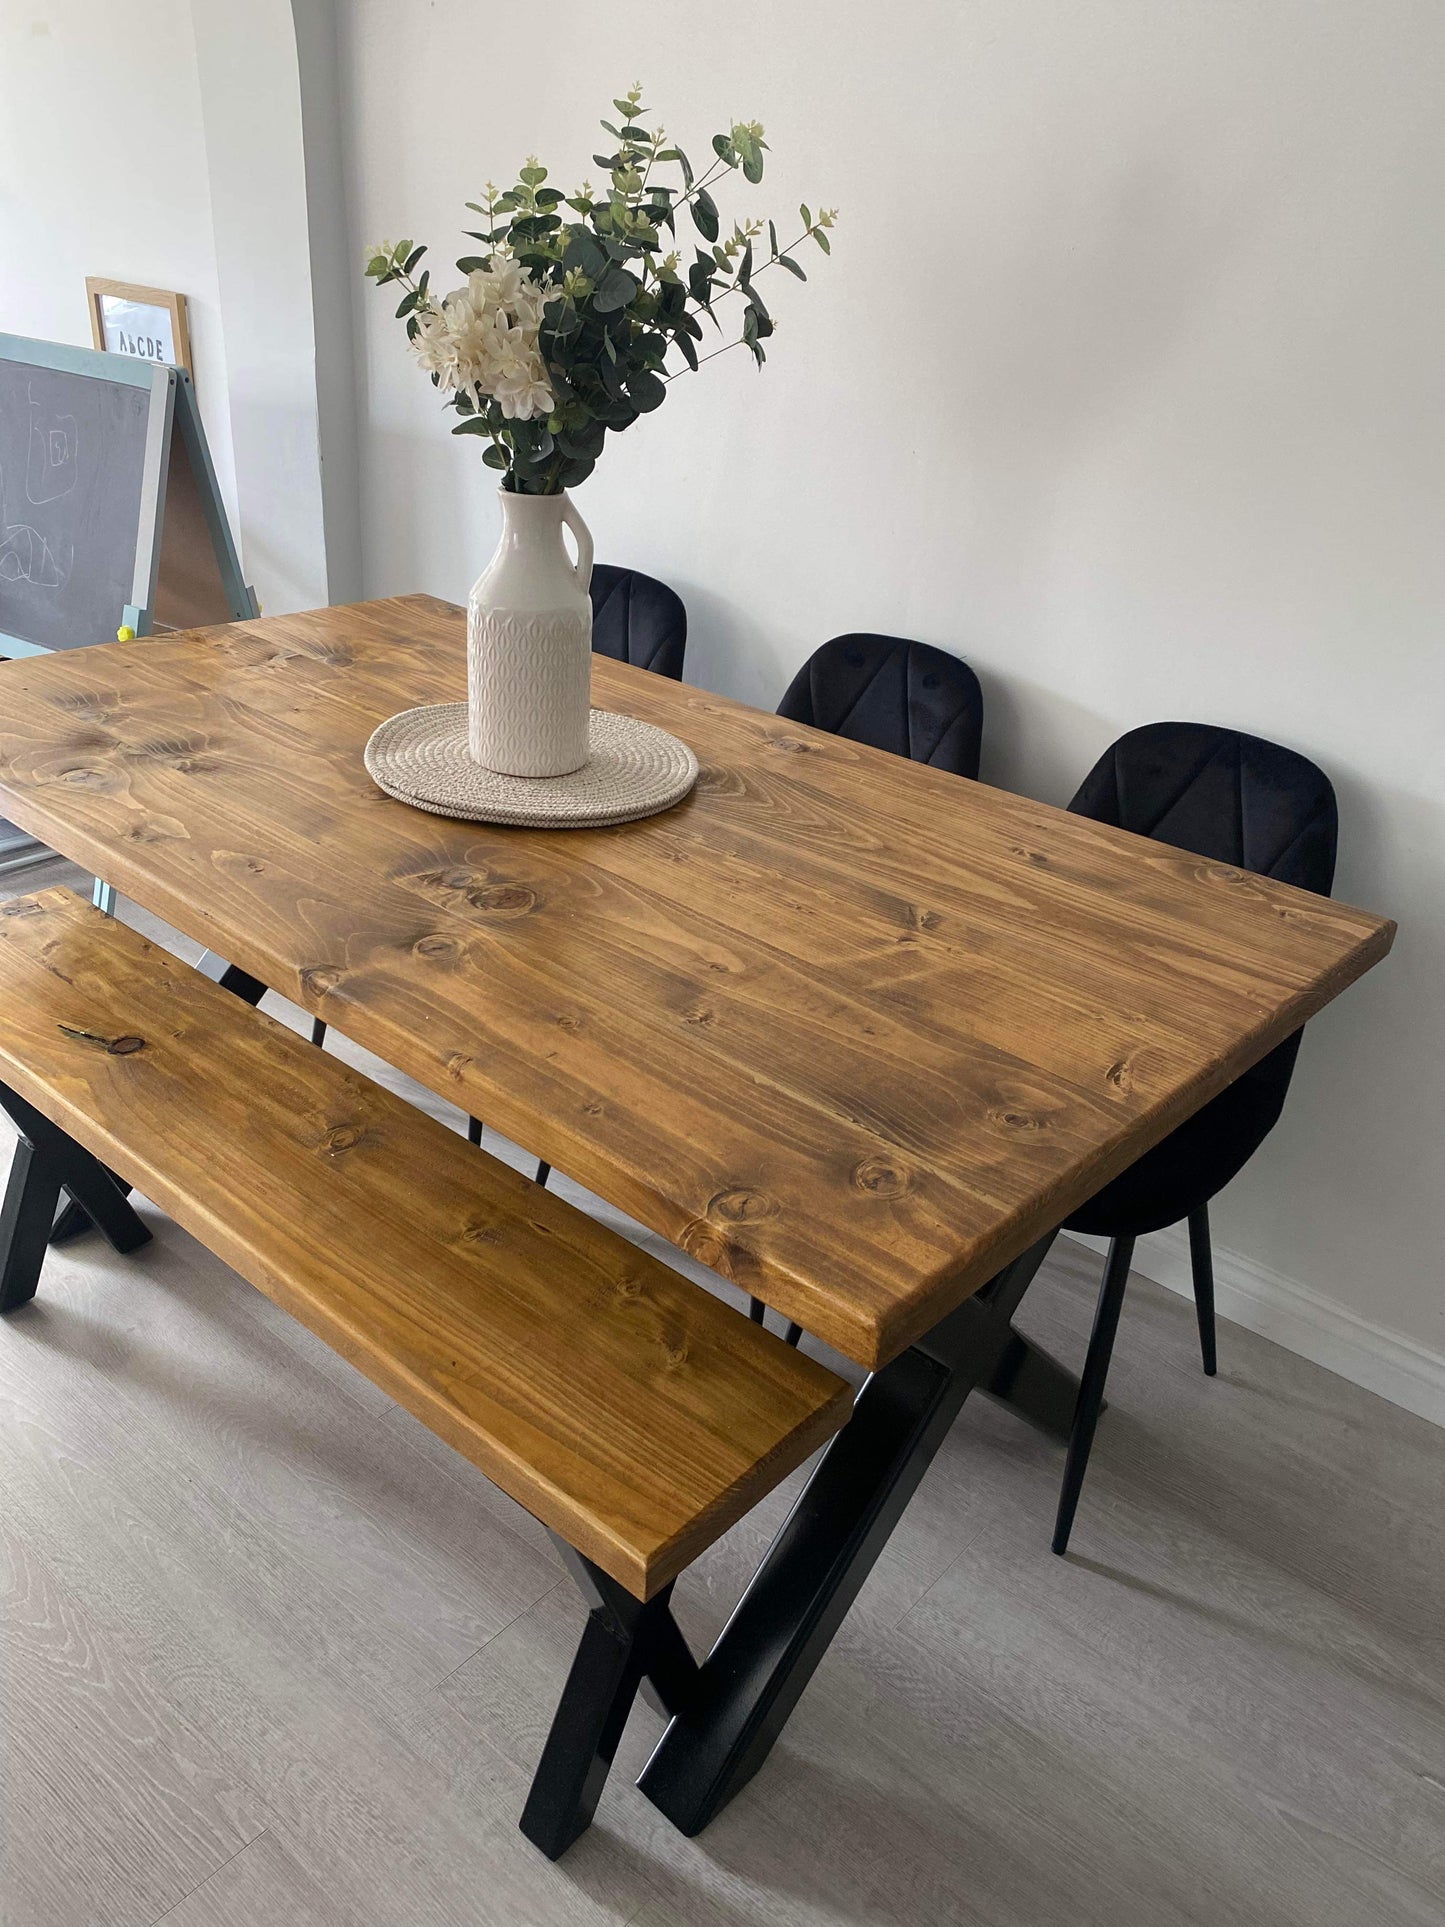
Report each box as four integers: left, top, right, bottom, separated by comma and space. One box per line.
0, 888, 849, 1598
0, 597, 1395, 1366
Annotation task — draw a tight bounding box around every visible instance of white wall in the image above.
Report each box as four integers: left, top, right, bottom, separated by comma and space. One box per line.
0, 0, 332, 619
189, 0, 328, 614
0, 0, 239, 535
337, 0, 1445, 1396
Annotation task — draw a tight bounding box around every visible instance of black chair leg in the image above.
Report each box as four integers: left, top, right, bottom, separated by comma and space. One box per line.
535, 1160, 551, 1187
1053, 1233, 1135, 1556
0, 1138, 65, 1312
782, 1321, 803, 1347
1188, 1203, 1217, 1377
310, 1017, 328, 1048
467, 1117, 483, 1147
747, 1297, 765, 1324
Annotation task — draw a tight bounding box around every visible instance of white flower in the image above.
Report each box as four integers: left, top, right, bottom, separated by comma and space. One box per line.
406, 259, 554, 420
494, 370, 554, 420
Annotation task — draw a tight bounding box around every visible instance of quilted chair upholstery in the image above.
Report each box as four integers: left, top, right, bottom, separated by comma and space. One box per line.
1050, 720, 1340, 1557
1066, 723, 1338, 1238
776, 633, 984, 780
589, 565, 688, 680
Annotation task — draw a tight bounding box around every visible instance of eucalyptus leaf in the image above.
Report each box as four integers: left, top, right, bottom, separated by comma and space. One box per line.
594, 266, 639, 312
692, 187, 719, 242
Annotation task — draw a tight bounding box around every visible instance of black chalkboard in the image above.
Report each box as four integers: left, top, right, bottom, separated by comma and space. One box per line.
0, 354, 155, 653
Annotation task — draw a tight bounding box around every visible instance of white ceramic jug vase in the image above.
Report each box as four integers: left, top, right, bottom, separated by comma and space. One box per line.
467, 489, 594, 777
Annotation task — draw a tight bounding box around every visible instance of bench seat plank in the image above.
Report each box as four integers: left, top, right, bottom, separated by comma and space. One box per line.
0, 890, 850, 1598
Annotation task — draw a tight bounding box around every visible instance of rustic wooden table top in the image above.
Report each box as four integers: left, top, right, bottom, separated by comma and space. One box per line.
0, 596, 1395, 1366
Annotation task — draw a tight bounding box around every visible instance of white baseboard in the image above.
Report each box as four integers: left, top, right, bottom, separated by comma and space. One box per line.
1064, 1228, 1445, 1430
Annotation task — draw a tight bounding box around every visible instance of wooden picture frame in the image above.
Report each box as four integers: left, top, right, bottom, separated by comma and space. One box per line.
86, 278, 192, 377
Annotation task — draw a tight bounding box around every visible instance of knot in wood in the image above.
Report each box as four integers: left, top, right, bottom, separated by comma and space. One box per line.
300, 965, 343, 999
413, 932, 463, 962
677, 1219, 732, 1273
851, 1155, 911, 1198
322, 1122, 366, 1155
990, 1107, 1041, 1133
468, 882, 536, 917
707, 1187, 776, 1226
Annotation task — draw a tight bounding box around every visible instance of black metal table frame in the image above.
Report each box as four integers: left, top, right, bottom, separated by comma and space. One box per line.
30, 949, 1079, 1856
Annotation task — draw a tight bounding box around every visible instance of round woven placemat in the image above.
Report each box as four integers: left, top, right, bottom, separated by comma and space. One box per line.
364, 703, 699, 828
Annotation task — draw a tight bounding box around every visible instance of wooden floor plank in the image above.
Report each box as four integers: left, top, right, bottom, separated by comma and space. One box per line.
0, 1514, 270, 1927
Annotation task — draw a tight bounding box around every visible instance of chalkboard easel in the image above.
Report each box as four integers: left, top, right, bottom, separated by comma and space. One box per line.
0, 333, 256, 883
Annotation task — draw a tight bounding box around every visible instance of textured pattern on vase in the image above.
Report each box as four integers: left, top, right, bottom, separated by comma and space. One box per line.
467, 605, 592, 776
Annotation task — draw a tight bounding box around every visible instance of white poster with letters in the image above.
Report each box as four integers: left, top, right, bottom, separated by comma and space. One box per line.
97, 294, 176, 364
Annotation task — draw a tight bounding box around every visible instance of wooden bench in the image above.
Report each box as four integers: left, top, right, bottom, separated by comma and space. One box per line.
0, 888, 851, 1856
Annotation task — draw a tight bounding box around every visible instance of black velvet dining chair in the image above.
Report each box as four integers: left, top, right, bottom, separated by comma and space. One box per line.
776, 632, 985, 780
1052, 721, 1339, 1555
588, 563, 688, 681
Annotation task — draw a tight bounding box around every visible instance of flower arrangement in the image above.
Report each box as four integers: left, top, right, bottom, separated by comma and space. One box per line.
365, 86, 835, 496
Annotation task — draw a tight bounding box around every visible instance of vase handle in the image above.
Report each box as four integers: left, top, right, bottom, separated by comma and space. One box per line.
560, 494, 594, 594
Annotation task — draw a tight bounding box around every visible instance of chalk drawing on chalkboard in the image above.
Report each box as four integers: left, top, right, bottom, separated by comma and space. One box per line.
26, 393, 79, 504
0, 524, 70, 589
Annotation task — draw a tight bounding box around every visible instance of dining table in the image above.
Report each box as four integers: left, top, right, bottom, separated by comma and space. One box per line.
0, 594, 1395, 1836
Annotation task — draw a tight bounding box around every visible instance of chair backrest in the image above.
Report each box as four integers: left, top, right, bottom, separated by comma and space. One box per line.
589, 565, 688, 680
1065, 722, 1340, 1227
1068, 721, 1338, 893
776, 633, 984, 780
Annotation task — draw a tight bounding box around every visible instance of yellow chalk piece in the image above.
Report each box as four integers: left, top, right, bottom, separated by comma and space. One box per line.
116, 625, 136, 642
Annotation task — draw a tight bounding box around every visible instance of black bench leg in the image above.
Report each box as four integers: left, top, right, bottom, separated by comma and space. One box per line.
49, 1154, 139, 1248
0, 1082, 152, 1278
0, 1136, 65, 1312
637, 1230, 1058, 1837
521, 1540, 698, 1859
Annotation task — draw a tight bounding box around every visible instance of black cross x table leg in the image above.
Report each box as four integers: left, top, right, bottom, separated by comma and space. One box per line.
636, 1230, 1060, 1838
520, 1538, 699, 1859
0, 1081, 152, 1309
50, 950, 268, 1248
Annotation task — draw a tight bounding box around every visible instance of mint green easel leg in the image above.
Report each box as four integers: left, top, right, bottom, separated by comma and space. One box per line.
92, 878, 116, 916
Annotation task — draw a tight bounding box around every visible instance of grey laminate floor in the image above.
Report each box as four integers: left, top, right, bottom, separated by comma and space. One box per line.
1, 862, 1442, 1927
